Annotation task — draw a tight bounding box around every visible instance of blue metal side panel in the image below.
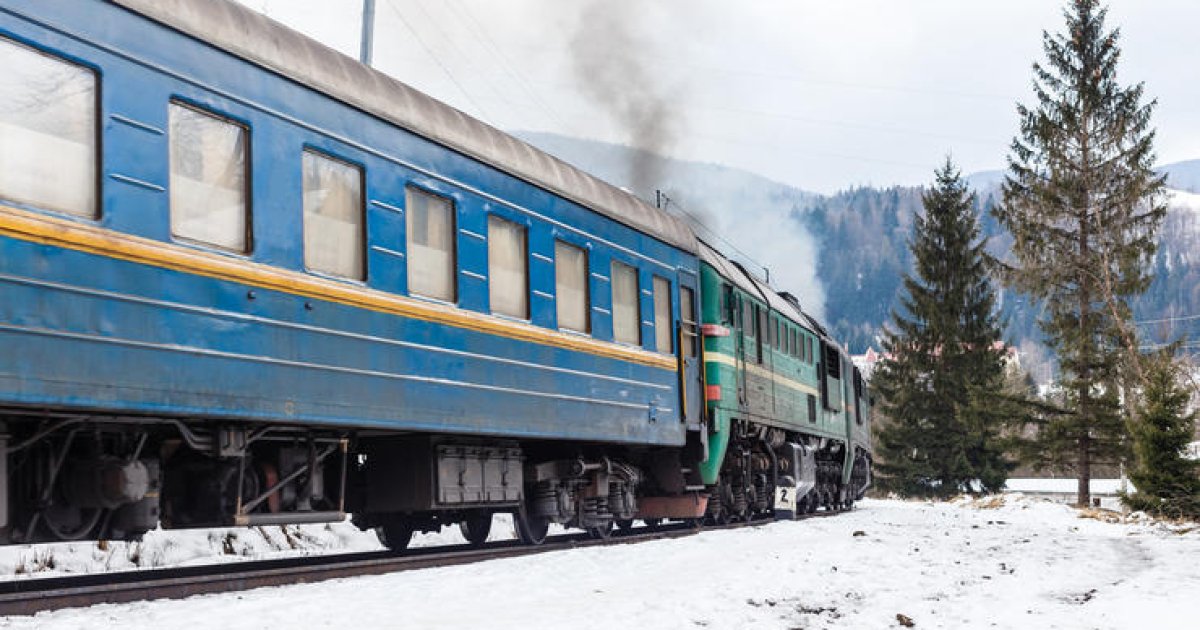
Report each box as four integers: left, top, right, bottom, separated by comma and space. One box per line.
0, 237, 679, 444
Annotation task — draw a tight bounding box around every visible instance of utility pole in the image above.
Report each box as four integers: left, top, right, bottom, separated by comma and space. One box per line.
359, 0, 376, 66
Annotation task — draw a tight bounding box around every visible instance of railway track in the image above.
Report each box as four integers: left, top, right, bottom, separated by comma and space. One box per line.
0, 511, 844, 617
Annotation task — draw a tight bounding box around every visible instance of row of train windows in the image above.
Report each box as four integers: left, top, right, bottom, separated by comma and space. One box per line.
0, 36, 693, 354
740, 298, 815, 364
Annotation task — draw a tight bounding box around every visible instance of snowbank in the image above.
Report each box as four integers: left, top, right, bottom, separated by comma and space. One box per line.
1003, 477, 1129, 495
2, 497, 1196, 629
0, 515, 531, 580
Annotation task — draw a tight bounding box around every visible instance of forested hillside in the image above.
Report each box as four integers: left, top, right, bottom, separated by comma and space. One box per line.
517, 132, 1200, 376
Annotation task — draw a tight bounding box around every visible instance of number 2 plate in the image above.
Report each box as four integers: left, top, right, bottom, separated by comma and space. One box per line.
774, 486, 796, 511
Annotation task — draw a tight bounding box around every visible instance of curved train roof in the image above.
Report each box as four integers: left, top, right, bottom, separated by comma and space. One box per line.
698, 240, 835, 344
109, 0, 697, 253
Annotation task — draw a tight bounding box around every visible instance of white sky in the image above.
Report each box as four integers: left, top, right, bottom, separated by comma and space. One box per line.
235, 0, 1200, 194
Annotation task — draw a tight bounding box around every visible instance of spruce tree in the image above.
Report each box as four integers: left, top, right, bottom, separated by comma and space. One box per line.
1123, 351, 1200, 518
874, 159, 1012, 498
994, 0, 1166, 506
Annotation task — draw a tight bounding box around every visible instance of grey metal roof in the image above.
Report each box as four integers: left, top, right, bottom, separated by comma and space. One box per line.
699, 240, 830, 340
108, 0, 697, 253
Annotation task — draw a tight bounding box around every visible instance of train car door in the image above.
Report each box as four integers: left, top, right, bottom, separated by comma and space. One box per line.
677, 271, 702, 429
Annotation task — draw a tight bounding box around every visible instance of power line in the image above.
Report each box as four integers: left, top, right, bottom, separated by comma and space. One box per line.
445, 0, 569, 131
1134, 313, 1200, 326
691, 103, 999, 147
657, 192, 771, 283
382, 0, 495, 124
408, 0, 517, 124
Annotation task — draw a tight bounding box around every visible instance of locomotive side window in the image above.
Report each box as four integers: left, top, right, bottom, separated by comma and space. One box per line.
302, 150, 363, 279
652, 276, 672, 354
554, 241, 589, 333
742, 299, 754, 338
680, 285, 698, 357
487, 215, 528, 319
0, 38, 97, 219
168, 102, 249, 252
611, 261, 640, 345
756, 306, 766, 364
826, 344, 842, 379
406, 187, 456, 302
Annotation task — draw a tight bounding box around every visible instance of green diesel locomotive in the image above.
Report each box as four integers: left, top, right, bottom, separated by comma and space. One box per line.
697, 242, 872, 521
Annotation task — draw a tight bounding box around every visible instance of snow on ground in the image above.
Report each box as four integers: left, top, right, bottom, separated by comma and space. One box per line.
0, 515, 540, 579
1168, 188, 1200, 214
1, 496, 1196, 630
1004, 478, 1128, 495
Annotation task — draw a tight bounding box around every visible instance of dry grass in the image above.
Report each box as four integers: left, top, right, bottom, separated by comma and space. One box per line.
1076, 507, 1124, 524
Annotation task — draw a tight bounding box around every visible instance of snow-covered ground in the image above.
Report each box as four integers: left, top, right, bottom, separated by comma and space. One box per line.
0, 514, 523, 579
0, 495, 1196, 630
1004, 478, 1128, 495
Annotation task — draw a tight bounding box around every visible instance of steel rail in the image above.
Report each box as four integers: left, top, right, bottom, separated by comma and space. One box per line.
0, 510, 846, 617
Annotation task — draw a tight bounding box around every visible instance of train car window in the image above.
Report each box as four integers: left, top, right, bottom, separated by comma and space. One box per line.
825, 344, 842, 379
302, 150, 364, 279
0, 38, 97, 218
555, 241, 589, 332
742, 299, 754, 338
487, 215, 528, 318
406, 187, 456, 302
854, 368, 865, 425
652, 276, 672, 354
790, 328, 797, 357
680, 285, 698, 357
756, 307, 767, 364
721, 283, 734, 325
611, 261, 640, 345
168, 103, 249, 252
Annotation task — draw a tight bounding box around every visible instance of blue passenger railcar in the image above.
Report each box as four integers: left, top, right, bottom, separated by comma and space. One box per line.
0, 0, 708, 545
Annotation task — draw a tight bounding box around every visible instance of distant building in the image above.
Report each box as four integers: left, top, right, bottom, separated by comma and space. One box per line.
851, 342, 1020, 383
851, 347, 882, 381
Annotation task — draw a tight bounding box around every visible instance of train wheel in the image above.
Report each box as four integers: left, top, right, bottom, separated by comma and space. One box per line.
516, 509, 550, 545
459, 513, 492, 547
587, 520, 614, 540
377, 517, 414, 552
643, 518, 663, 529
614, 518, 634, 532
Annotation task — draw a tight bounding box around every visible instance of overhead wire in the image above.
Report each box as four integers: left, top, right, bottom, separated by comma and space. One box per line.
445, 0, 570, 131
657, 192, 773, 283
381, 0, 495, 124
408, 0, 518, 125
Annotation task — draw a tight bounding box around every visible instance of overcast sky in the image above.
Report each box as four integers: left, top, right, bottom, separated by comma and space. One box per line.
235, 0, 1200, 194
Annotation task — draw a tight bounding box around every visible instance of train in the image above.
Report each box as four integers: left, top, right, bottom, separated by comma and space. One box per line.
0, 0, 870, 548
